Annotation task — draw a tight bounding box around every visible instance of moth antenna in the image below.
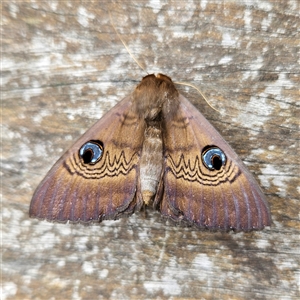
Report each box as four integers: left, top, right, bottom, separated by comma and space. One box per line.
109, 11, 148, 74
175, 81, 222, 114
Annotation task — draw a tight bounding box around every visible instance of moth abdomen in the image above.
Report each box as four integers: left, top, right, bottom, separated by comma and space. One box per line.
139, 126, 163, 206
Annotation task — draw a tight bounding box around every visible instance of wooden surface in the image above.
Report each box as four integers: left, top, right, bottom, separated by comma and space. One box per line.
2, 1, 299, 299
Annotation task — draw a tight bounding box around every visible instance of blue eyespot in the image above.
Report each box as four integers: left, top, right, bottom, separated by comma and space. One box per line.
79, 141, 103, 164
202, 146, 226, 171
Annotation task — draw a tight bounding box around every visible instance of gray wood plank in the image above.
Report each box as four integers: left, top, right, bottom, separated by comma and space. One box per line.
2, 1, 299, 299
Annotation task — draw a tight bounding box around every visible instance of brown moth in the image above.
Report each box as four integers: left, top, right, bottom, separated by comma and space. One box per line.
30, 74, 271, 231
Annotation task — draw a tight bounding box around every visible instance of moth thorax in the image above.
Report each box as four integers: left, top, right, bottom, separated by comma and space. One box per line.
139, 125, 163, 206
133, 74, 179, 121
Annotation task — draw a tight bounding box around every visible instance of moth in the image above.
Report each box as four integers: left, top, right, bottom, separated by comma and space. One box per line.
30, 73, 271, 231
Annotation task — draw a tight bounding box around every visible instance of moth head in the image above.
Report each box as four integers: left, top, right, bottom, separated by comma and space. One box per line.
202, 146, 226, 171
79, 140, 104, 165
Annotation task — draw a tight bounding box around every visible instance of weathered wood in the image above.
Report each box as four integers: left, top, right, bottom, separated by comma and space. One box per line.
2, 1, 299, 299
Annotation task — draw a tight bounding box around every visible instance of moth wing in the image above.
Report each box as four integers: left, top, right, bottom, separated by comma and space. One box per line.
30, 96, 145, 223
157, 94, 271, 231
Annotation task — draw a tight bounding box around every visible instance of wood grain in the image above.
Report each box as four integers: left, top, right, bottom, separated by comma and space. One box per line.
2, 1, 299, 299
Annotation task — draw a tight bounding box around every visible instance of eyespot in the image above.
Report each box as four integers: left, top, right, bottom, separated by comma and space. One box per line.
79, 140, 103, 165
202, 146, 226, 171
